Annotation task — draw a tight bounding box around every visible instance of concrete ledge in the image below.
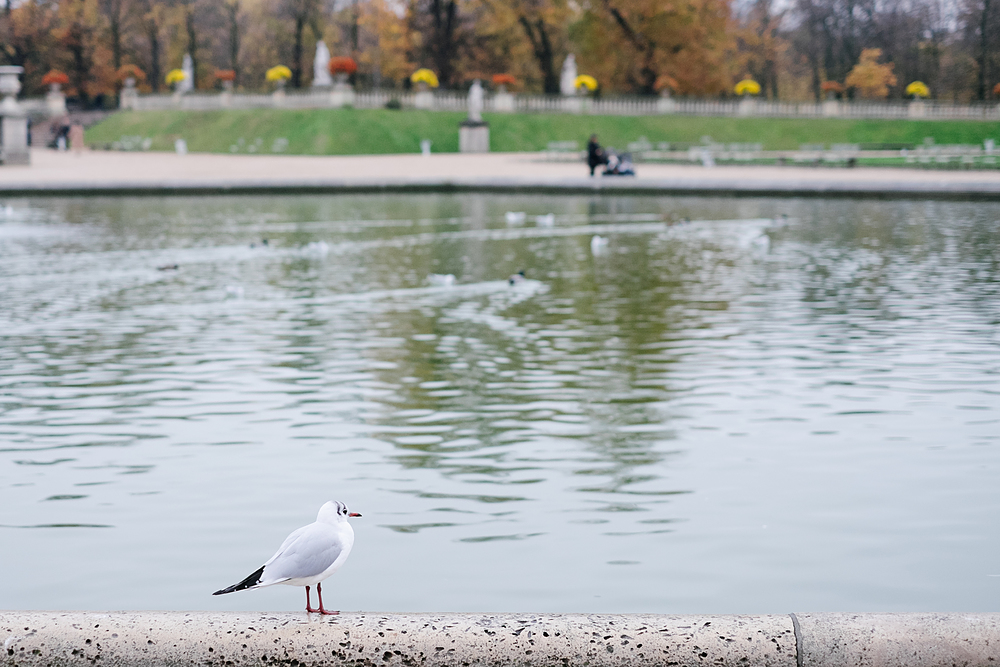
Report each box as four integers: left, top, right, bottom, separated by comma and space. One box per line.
4, 150, 1000, 200
2, 612, 999, 667
2, 177, 1000, 200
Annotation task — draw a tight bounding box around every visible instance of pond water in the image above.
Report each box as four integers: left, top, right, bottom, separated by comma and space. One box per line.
1, 193, 998, 614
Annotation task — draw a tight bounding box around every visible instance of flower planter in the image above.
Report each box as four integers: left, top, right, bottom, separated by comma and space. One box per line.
0, 65, 23, 113
329, 73, 355, 108
414, 82, 434, 110
46, 82, 68, 115
492, 90, 515, 112
118, 77, 138, 111
656, 90, 675, 114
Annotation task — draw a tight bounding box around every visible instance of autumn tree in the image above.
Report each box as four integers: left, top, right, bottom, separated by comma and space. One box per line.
844, 47, 897, 98
53, 0, 112, 103
132, 0, 165, 91
489, 0, 572, 94
99, 0, 138, 72
356, 0, 414, 88
735, 0, 785, 99
0, 1, 59, 94
572, 0, 733, 95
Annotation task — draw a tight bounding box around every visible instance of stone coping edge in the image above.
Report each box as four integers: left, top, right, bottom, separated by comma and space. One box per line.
2, 179, 1000, 200
2, 612, 999, 667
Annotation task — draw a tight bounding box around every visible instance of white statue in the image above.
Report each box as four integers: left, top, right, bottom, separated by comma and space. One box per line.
468, 79, 484, 122
179, 53, 194, 93
313, 41, 332, 88
560, 54, 577, 96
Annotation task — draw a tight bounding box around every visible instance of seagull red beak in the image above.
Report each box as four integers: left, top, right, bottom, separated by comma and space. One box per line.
349, 512, 362, 517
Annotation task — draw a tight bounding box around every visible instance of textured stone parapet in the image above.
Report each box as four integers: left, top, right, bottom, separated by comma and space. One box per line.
2, 612, 999, 667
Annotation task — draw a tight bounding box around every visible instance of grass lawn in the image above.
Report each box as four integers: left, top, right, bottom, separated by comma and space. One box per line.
85, 107, 1000, 155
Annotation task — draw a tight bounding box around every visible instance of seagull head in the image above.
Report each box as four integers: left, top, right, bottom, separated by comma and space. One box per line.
318, 500, 362, 524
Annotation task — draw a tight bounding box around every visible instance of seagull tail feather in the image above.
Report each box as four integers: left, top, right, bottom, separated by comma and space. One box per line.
213, 565, 265, 595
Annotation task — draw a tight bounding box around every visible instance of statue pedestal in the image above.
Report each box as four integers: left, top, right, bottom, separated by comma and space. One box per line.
459, 120, 489, 153
1, 110, 30, 165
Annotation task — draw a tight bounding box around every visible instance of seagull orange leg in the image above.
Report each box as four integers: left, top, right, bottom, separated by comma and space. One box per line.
305, 585, 319, 613
316, 582, 339, 615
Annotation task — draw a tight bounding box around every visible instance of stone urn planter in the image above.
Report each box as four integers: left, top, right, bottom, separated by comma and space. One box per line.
330, 73, 355, 108
0, 65, 23, 112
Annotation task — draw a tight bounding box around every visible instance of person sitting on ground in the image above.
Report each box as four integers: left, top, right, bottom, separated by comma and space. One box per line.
587, 134, 608, 176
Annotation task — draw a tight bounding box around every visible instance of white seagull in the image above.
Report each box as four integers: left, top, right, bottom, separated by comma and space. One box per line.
213, 500, 361, 615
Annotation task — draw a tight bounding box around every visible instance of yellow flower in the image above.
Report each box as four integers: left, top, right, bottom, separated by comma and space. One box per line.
734, 79, 761, 96
165, 69, 187, 85
906, 81, 930, 98
266, 65, 292, 82
574, 74, 598, 91
411, 68, 439, 87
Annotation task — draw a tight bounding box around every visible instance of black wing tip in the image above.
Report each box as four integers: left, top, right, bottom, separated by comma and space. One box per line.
212, 565, 265, 596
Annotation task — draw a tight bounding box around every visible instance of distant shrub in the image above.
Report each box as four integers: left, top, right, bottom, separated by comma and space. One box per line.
386, 98, 402, 110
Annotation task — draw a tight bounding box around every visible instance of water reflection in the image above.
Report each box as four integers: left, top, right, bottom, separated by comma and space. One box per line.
1, 194, 998, 613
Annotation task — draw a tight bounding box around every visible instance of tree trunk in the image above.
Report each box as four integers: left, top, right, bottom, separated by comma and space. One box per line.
185, 3, 198, 90
147, 16, 161, 92
227, 1, 240, 83
292, 14, 304, 88
108, 0, 123, 72
431, 0, 457, 88
517, 16, 559, 94
977, 0, 991, 100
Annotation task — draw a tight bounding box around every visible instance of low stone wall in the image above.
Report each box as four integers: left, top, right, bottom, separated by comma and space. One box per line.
2, 612, 999, 667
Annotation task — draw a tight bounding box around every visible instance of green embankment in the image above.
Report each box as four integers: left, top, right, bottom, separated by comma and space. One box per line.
85, 107, 1000, 155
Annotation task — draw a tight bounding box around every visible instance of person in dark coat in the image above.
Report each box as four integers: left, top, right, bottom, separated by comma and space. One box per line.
587, 134, 607, 176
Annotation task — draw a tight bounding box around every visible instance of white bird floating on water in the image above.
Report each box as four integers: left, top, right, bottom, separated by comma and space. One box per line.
591, 235, 609, 254
213, 500, 361, 615
505, 211, 526, 225
303, 241, 330, 258
428, 273, 456, 287
535, 213, 555, 227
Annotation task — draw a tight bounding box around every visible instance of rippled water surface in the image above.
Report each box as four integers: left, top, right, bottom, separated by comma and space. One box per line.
1, 194, 998, 613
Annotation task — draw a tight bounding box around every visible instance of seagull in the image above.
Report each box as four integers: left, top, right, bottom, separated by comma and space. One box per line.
504, 211, 526, 225
535, 213, 555, 227
590, 235, 609, 254
213, 500, 361, 615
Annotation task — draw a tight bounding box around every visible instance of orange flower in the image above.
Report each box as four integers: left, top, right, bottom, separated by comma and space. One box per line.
42, 70, 70, 86
328, 57, 358, 75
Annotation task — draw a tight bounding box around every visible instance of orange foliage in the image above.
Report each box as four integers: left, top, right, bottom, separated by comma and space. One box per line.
574, 0, 734, 95
844, 48, 897, 99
